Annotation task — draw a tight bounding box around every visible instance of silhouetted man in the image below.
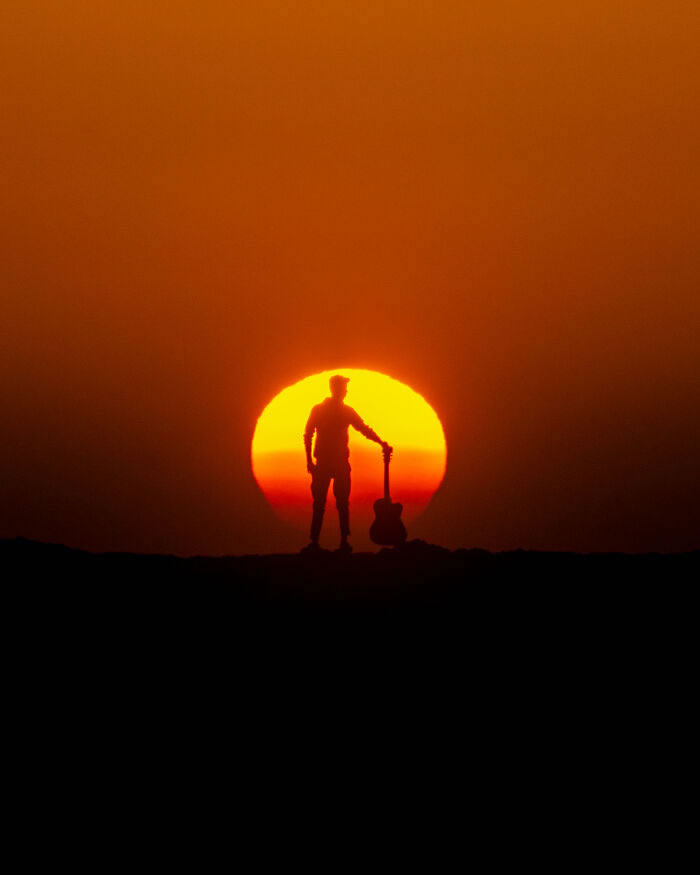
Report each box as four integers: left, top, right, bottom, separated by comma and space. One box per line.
302, 375, 391, 553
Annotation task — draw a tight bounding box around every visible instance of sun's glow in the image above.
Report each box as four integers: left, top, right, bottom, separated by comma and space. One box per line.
251, 369, 447, 541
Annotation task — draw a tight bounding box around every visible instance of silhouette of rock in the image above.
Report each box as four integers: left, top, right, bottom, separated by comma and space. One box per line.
397, 538, 451, 556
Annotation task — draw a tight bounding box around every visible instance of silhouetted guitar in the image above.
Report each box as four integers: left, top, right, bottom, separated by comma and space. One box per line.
370, 445, 407, 546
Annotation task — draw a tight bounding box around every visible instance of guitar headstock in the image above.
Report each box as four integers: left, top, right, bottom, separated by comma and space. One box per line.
382, 443, 394, 463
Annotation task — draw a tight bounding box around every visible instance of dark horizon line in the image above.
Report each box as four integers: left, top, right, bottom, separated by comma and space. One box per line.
3, 535, 698, 560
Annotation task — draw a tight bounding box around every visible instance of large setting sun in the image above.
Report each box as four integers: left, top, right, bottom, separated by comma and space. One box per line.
251, 369, 447, 539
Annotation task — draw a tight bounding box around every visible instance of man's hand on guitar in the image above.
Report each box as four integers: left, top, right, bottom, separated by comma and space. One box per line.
381, 442, 393, 456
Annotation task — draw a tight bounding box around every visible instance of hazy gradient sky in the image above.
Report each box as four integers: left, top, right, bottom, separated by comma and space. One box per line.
2, 1, 699, 554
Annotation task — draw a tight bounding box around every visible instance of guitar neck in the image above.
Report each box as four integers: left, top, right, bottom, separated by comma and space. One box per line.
384, 455, 391, 501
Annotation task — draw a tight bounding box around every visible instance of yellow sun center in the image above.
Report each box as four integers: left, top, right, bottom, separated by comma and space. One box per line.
251, 369, 447, 542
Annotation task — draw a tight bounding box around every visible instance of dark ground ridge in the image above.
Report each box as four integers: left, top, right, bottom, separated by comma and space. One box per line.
4, 536, 697, 605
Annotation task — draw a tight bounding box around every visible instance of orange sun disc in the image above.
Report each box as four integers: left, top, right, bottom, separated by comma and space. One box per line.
251, 369, 447, 543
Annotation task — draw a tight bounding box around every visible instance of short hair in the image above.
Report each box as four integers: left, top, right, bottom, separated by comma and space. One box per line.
329, 375, 350, 391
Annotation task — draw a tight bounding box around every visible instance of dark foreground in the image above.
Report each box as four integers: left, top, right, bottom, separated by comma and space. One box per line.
7, 535, 697, 699
5, 537, 697, 610
8, 536, 694, 802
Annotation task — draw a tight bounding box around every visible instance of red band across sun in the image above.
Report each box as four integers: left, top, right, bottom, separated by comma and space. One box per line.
251, 369, 447, 538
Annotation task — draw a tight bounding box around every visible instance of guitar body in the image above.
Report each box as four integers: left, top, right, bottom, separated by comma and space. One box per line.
370, 498, 407, 546
369, 445, 407, 546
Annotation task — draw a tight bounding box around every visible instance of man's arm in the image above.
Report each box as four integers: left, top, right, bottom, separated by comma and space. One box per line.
349, 409, 390, 449
303, 407, 317, 473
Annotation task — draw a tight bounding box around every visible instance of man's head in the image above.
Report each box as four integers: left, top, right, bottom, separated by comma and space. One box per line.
329, 374, 350, 400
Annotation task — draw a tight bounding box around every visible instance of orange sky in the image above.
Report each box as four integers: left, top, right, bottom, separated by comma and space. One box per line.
2, 1, 699, 554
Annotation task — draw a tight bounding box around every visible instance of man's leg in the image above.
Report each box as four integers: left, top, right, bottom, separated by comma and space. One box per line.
310, 465, 331, 543
333, 462, 352, 550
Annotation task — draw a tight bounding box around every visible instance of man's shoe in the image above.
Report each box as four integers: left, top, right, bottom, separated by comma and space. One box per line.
300, 541, 322, 555
335, 541, 353, 554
